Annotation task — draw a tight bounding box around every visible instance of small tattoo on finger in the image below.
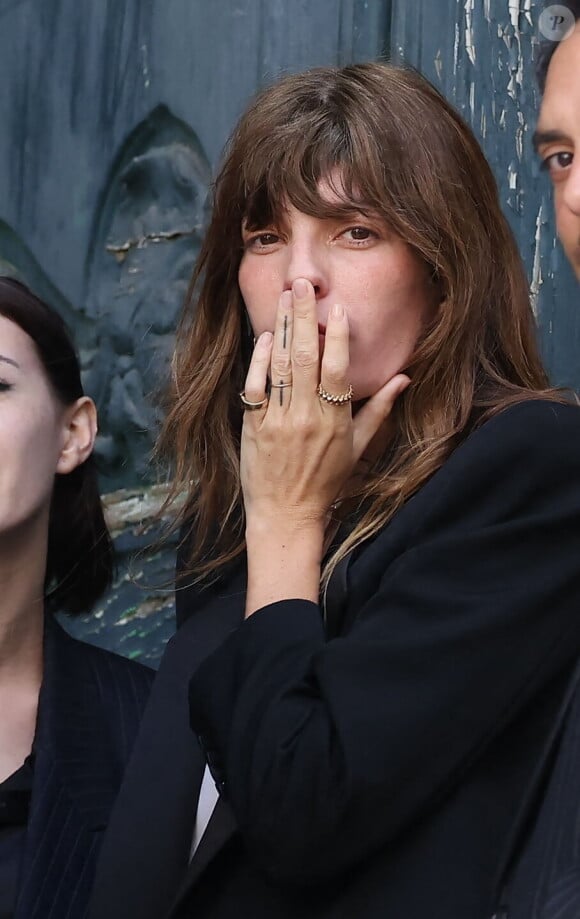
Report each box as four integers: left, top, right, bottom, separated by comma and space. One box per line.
283, 315, 288, 349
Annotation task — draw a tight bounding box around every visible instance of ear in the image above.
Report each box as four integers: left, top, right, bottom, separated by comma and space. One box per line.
56, 396, 98, 475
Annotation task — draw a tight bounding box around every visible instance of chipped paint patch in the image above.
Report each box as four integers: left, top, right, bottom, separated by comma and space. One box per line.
434, 48, 443, 82
515, 111, 525, 161
141, 43, 150, 90
465, 0, 476, 66
530, 204, 544, 317
508, 0, 521, 31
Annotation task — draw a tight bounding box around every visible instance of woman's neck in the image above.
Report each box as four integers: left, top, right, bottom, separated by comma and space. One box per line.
0, 537, 46, 781
0, 525, 46, 681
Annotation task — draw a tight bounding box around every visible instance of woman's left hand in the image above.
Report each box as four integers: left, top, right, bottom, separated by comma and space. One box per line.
240, 277, 409, 531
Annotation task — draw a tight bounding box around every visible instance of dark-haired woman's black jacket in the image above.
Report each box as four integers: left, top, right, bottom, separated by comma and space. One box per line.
89, 400, 580, 919
13, 617, 153, 919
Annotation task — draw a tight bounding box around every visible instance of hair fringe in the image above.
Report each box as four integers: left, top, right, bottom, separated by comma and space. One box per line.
155, 63, 567, 591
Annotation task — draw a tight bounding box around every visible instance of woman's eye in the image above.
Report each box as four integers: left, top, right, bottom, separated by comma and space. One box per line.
541, 151, 574, 175
342, 226, 378, 243
0, 380, 12, 393
245, 232, 280, 250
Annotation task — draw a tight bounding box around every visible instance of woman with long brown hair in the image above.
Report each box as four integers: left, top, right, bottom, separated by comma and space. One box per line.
91, 63, 580, 919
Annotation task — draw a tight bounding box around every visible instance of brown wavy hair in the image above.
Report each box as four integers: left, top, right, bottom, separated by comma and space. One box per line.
158, 62, 562, 587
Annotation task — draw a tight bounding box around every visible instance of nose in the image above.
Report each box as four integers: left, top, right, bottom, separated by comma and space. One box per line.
282, 240, 330, 300
563, 157, 580, 216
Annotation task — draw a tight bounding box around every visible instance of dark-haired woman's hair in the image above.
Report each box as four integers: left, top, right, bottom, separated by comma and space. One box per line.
0, 277, 114, 614
158, 62, 563, 587
536, 0, 580, 92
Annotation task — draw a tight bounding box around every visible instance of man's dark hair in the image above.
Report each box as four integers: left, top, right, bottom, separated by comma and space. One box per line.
0, 276, 115, 614
537, 0, 580, 92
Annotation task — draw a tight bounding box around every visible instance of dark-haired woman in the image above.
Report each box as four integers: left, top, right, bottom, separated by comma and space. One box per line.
0, 277, 153, 919
91, 63, 580, 919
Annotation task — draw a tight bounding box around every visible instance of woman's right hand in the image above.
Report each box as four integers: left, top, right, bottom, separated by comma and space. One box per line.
240, 278, 409, 615
240, 278, 409, 529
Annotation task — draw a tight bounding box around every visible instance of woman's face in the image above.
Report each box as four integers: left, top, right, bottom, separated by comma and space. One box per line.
238, 177, 438, 400
0, 316, 70, 541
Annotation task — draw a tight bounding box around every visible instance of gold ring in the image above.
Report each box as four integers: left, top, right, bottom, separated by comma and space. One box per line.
240, 391, 268, 410
317, 383, 354, 405
270, 382, 292, 389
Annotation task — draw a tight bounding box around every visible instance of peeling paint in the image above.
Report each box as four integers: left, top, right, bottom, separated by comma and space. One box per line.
469, 80, 475, 119
524, 0, 533, 27
508, 0, 520, 32
465, 0, 476, 66
105, 226, 201, 263
140, 43, 150, 90
434, 48, 443, 82
530, 204, 544, 317
508, 162, 518, 190
515, 123, 524, 161
480, 106, 487, 139
453, 21, 460, 75
483, 0, 492, 23
516, 111, 526, 163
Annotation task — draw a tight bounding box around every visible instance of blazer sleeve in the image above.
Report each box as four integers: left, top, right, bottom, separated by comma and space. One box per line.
188, 400, 580, 885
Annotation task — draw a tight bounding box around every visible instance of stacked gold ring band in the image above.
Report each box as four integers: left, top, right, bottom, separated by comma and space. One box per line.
239, 391, 268, 410
317, 383, 354, 405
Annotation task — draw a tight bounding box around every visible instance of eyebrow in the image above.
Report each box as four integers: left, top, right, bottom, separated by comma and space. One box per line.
0, 354, 20, 368
533, 129, 573, 151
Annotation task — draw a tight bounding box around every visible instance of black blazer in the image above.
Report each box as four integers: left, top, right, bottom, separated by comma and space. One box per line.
90, 400, 580, 919
14, 616, 153, 919
493, 658, 580, 918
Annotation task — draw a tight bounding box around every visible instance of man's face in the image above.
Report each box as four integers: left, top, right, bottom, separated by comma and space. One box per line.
535, 22, 580, 280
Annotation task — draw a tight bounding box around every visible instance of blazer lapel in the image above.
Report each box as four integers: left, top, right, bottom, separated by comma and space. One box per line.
167, 795, 239, 916
15, 618, 119, 919
89, 562, 247, 919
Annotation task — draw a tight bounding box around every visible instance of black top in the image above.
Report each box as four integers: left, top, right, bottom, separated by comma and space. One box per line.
0, 757, 33, 919
88, 400, 580, 919
14, 619, 153, 919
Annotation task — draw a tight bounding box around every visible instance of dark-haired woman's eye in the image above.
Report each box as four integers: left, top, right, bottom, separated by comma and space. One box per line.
541, 151, 574, 176
0, 380, 13, 393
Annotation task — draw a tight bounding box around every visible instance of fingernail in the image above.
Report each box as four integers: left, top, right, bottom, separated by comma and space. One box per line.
331, 303, 344, 320
292, 278, 309, 299
258, 331, 273, 350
